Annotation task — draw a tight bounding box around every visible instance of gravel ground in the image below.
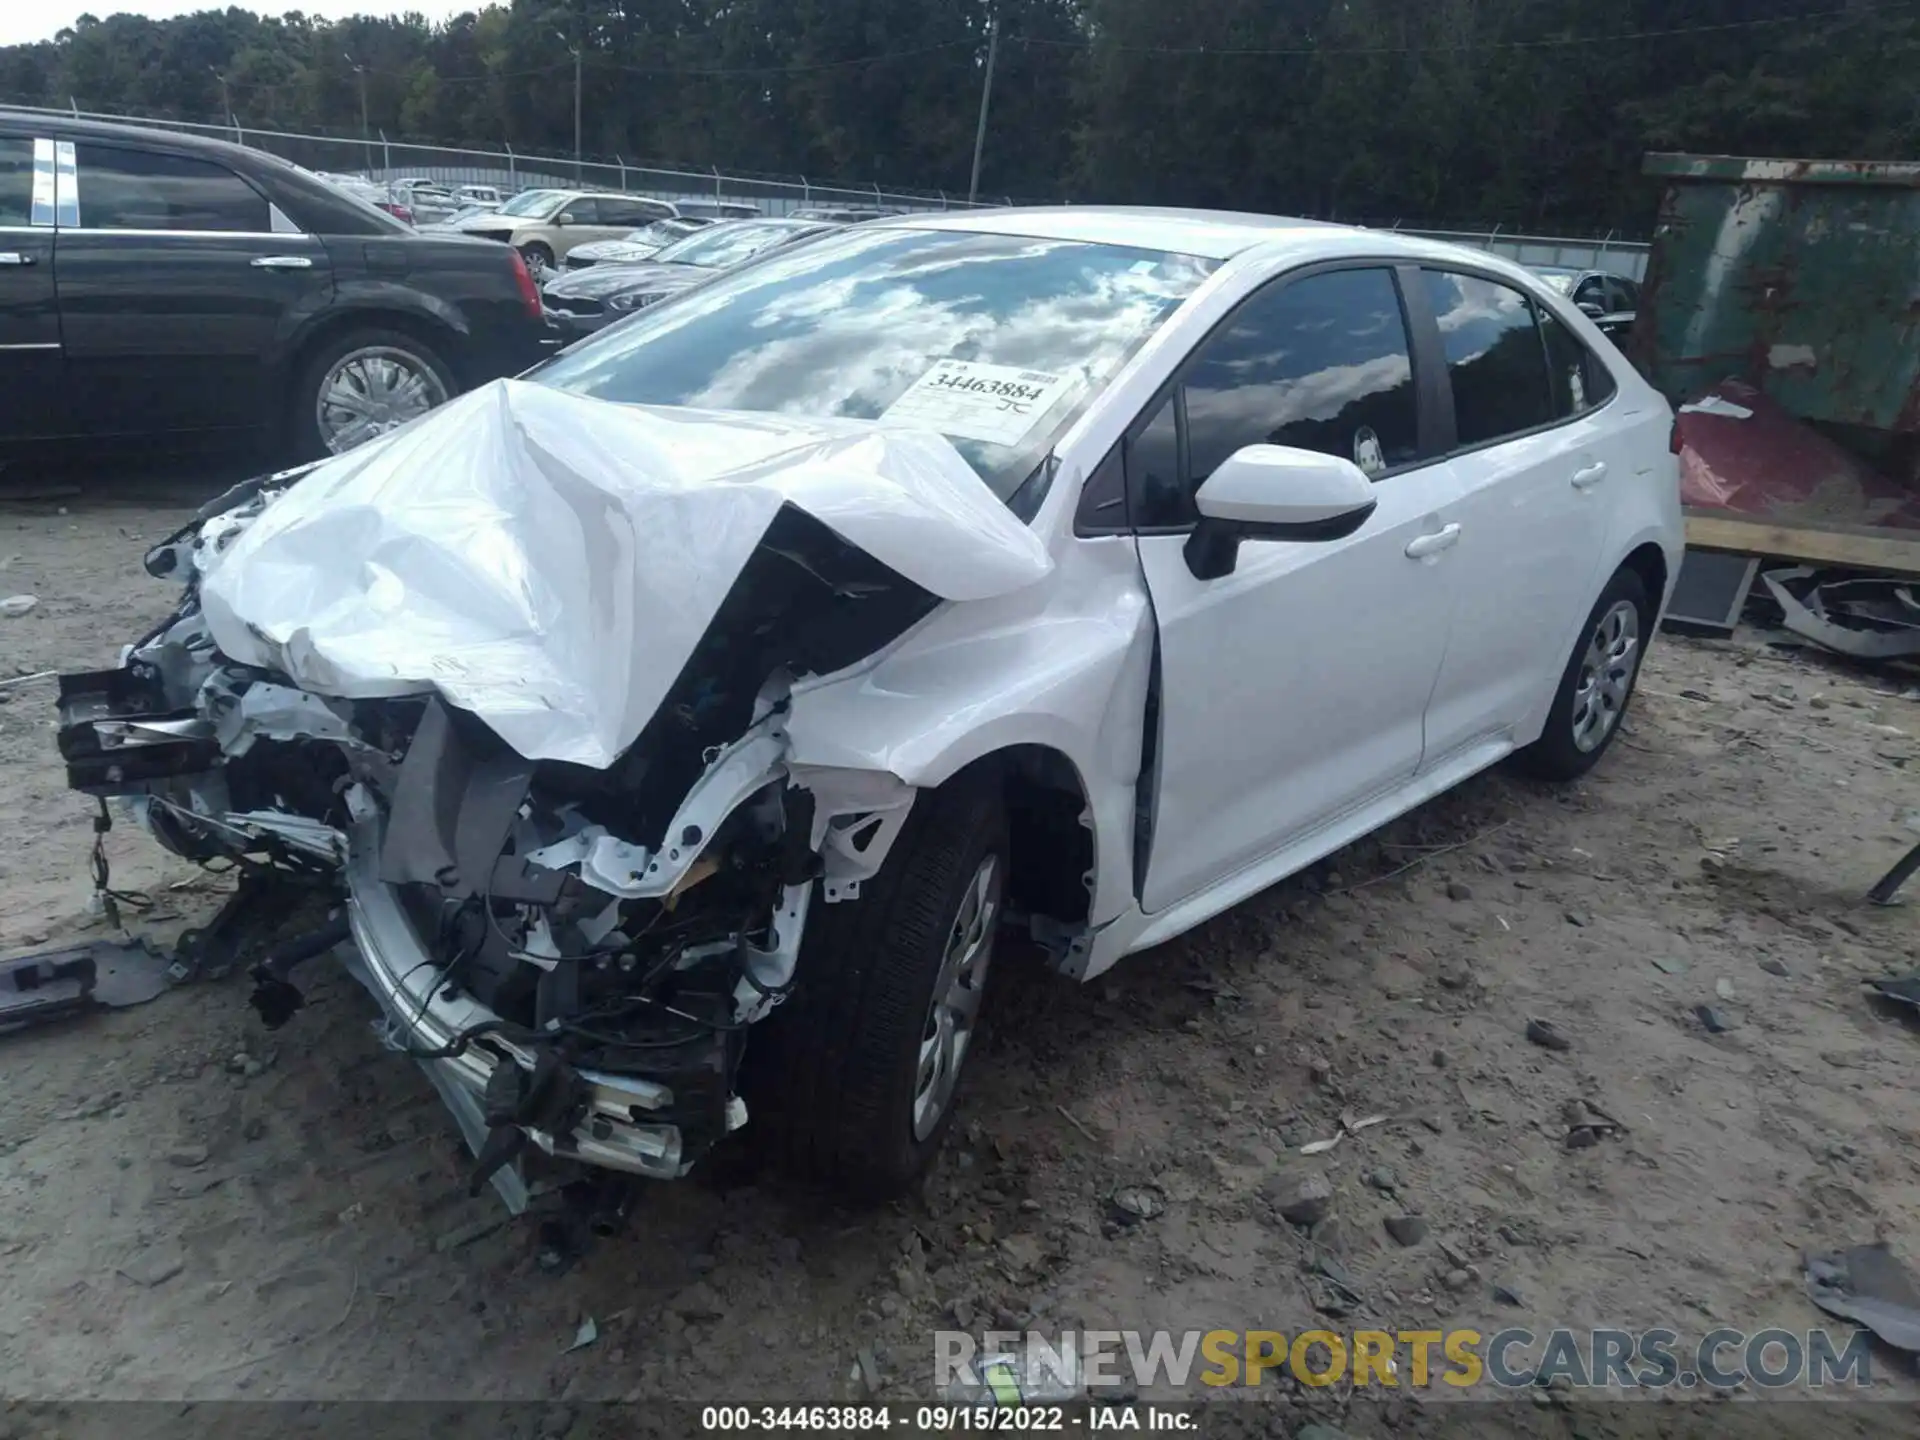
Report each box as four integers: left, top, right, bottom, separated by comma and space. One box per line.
3, 474, 1920, 1430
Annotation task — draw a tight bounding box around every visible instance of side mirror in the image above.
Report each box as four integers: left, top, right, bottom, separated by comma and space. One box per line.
1577, 299, 1606, 318
1184, 444, 1378, 580
555, 211, 575, 226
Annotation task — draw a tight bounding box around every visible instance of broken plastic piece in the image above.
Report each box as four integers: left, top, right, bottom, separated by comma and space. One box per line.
1805, 1243, 1920, 1353
1763, 567, 1920, 662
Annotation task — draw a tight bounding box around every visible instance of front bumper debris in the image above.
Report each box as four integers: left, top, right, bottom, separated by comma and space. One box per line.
338, 793, 690, 1210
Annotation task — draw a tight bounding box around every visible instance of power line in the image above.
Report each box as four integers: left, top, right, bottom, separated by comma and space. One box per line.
1011, 0, 1920, 58
206, 41, 971, 93
583, 38, 977, 78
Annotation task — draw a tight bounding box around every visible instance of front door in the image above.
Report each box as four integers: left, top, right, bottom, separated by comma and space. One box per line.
55, 137, 331, 442
1132, 265, 1460, 913
1412, 269, 1614, 764
0, 135, 66, 441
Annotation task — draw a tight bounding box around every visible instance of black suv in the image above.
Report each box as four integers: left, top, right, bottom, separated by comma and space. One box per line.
0, 113, 555, 459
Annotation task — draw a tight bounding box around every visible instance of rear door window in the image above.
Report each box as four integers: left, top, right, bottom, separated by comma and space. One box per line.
1422, 270, 1554, 447
0, 136, 36, 225
72, 144, 268, 232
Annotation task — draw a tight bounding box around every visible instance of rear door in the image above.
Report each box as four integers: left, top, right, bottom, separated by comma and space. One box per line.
1415, 269, 1615, 766
55, 138, 332, 441
0, 134, 66, 441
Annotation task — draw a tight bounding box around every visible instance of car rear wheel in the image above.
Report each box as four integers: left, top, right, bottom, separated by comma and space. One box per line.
291, 327, 454, 459
747, 773, 1007, 1198
1513, 566, 1651, 781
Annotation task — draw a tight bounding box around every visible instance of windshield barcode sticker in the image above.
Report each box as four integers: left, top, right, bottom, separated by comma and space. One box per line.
880, 358, 1074, 448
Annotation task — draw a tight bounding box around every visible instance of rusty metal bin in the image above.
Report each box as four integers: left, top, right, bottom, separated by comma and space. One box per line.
1634, 153, 1920, 442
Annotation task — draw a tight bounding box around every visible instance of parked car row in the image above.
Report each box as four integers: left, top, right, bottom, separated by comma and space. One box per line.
1, 112, 555, 458
0, 112, 871, 462
541, 216, 837, 335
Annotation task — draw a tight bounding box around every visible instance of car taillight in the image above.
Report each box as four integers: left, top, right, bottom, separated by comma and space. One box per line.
509, 247, 542, 319
379, 201, 414, 226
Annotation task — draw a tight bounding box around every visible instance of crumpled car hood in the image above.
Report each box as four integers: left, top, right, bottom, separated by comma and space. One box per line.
197, 379, 1052, 768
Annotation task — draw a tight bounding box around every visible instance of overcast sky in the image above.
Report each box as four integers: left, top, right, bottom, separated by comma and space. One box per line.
0, 3, 476, 47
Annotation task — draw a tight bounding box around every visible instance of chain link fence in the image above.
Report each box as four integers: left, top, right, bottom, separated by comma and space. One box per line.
1391, 225, 1649, 280
0, 102, 1016, 215
4, 101, 1653, 267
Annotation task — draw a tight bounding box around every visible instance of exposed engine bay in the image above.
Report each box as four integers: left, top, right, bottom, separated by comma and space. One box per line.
53, 386, 1058, 1213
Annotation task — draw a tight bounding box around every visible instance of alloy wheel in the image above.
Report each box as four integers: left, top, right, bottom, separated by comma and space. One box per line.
912, 853, 1002, 1141
1570, 598, 1641, 753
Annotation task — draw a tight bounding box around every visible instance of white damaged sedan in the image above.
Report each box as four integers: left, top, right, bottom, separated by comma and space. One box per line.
58, 208, 1681, 1214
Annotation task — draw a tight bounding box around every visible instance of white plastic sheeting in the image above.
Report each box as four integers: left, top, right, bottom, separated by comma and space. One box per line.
197, 380, 1053, 767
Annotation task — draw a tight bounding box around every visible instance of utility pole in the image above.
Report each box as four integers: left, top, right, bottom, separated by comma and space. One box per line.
967, 13, 999, 205
554, 29, 582, 181
208, 65, 232, 126
345, 53, 370, 171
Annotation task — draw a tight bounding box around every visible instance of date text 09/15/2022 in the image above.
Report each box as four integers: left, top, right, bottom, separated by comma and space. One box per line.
699, 1406, 1194, 1431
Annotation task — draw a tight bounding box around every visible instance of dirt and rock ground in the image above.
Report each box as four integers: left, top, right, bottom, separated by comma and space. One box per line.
3, 473, 1920, 1434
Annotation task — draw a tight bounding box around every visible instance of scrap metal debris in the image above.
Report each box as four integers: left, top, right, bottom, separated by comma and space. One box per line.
1805, 1243, 1920, 1353
1562, 1098, 1627, 1149
1108, 1184, 1166, 1226
1868, 843, 1920, 907
1674, 381, 1920, 528
1865, 973, 1920, 1015
1525, 1017, 1573, 1052
1, 938, 176, 1034
1762, 567, 1920, 662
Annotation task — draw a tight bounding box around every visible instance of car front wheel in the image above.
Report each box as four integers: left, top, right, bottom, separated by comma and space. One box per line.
518, 241, 555, 275
1513, 566, 1651, 781
749, 772, 1008, 1197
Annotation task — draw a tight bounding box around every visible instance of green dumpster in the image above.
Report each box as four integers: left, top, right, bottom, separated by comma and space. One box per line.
1635, 152, 1920, 438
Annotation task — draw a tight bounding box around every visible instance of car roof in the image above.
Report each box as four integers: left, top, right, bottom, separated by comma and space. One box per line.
0, 107, 272, 162
881, 206, 1354, 260
870, 206, 1587, 286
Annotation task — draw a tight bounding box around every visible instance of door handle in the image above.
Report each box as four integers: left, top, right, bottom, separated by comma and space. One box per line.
249, 254, 314, 269
0, 251, 34, 266
1404, 523, 1462, 559
1572, 461, 1609, 489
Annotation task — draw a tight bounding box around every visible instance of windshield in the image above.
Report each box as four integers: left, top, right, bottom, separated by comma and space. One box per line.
652, 221, 817, 269
498, 189, 569, 219
532, 226, 1215, 501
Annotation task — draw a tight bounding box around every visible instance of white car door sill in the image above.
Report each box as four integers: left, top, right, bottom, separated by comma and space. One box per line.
1083, 733, 1515, 974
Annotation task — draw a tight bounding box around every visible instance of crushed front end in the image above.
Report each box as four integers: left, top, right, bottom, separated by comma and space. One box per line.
57, 471, 931, 1212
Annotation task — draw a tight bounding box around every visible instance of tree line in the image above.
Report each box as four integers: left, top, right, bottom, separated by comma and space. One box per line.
2, 0, 1917, 231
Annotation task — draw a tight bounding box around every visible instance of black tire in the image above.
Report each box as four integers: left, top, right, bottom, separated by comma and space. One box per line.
747, 772, 1008, 1198
288, 326, 455, 461
518, 240, 555, 273
1512, 565, 1652, 781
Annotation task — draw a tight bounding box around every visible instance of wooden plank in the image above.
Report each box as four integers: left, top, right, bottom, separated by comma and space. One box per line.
1683, 509, 1920, 577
